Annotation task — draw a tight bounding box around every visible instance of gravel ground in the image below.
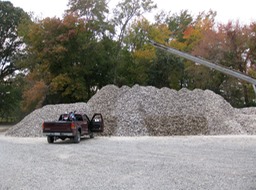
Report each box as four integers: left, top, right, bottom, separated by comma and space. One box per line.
0, 134, 256, 190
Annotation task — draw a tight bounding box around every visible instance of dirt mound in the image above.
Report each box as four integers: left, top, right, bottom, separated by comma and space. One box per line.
5, 85, 256, 137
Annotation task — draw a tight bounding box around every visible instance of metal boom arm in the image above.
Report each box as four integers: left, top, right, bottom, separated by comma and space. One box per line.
149, 40, 256, 91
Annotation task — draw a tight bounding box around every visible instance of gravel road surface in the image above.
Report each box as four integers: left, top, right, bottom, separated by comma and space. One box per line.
0, 134, 256, 190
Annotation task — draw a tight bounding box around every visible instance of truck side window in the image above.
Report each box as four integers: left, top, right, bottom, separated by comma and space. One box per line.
75, 114, 83, 121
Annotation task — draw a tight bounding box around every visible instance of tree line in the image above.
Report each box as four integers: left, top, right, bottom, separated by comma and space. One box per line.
1, 0, 256, 122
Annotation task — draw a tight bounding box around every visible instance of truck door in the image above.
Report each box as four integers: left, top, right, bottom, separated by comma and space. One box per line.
75, 114, 88, 135
90, 113, 104, 132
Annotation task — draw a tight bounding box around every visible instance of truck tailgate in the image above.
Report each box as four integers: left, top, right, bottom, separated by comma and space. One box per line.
43, 121, 73, 133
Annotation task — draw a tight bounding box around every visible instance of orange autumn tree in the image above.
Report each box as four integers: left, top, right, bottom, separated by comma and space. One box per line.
217, 22, 255, 107
191, 19, 256, 107
151, 10, 218, 89
179, 11, 226, 92
22, 81, 48, 112
21, 14, 112, 113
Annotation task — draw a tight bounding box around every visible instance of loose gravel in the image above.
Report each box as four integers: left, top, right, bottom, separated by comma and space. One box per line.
0, 136, 256, 190
5, 85, 256, 137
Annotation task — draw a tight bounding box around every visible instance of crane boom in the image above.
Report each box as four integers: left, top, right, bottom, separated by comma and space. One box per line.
149, 40, 256, 91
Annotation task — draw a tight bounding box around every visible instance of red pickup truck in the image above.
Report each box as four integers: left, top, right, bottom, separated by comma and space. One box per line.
42, 113, 104, 144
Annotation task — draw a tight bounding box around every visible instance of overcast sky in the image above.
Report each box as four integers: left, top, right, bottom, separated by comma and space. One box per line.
8, 0, 256, 25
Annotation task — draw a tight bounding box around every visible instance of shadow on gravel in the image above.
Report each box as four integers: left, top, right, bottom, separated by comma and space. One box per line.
46, 137, 93, 145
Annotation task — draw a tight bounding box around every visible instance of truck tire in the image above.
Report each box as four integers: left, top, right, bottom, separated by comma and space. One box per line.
47, 136, 54, 144
74, 131, 81, 143
89, 132, 94, 139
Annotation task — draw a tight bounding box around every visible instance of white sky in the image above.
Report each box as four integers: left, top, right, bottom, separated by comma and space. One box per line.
8, 0, 256, 25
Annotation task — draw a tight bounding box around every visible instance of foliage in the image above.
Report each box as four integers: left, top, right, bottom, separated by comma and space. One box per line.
148, 49, 184, 89
192, 20, 256, 107
21, 13, 117, 112
166, 10, 193, 43
67, 0, 113, 37
4, 0, 256, 117
0, 1, 30, 80
0, 80, 23, 121
112, 0, 156, 44
0, 1, 30, 121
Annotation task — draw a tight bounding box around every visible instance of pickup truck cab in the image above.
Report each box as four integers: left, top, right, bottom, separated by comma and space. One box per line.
42, 113, 104, 144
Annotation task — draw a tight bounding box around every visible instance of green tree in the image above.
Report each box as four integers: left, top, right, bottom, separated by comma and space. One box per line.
123, 17, 185, 88
22, 15, 88, 107
0, 1, 30, 120
169, 11, 221, 92
21, 14, 116, 112
186, 12, 224, 93
111, 0, 156, 84
0, 84, 20, 121
113, 0, 156, 44
148, 49, 184, 89
190, 19, 256, 107
166, 10, 193, 44
67, 0, 108, 22
218, 22, 255, 107
0, 1, 30, 80
67, 0, 114, 38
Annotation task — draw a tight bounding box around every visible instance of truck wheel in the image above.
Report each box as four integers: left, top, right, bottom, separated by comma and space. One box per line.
47, 136, 54, 144
89, 132, 94, 139
74, 131, 81, 143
